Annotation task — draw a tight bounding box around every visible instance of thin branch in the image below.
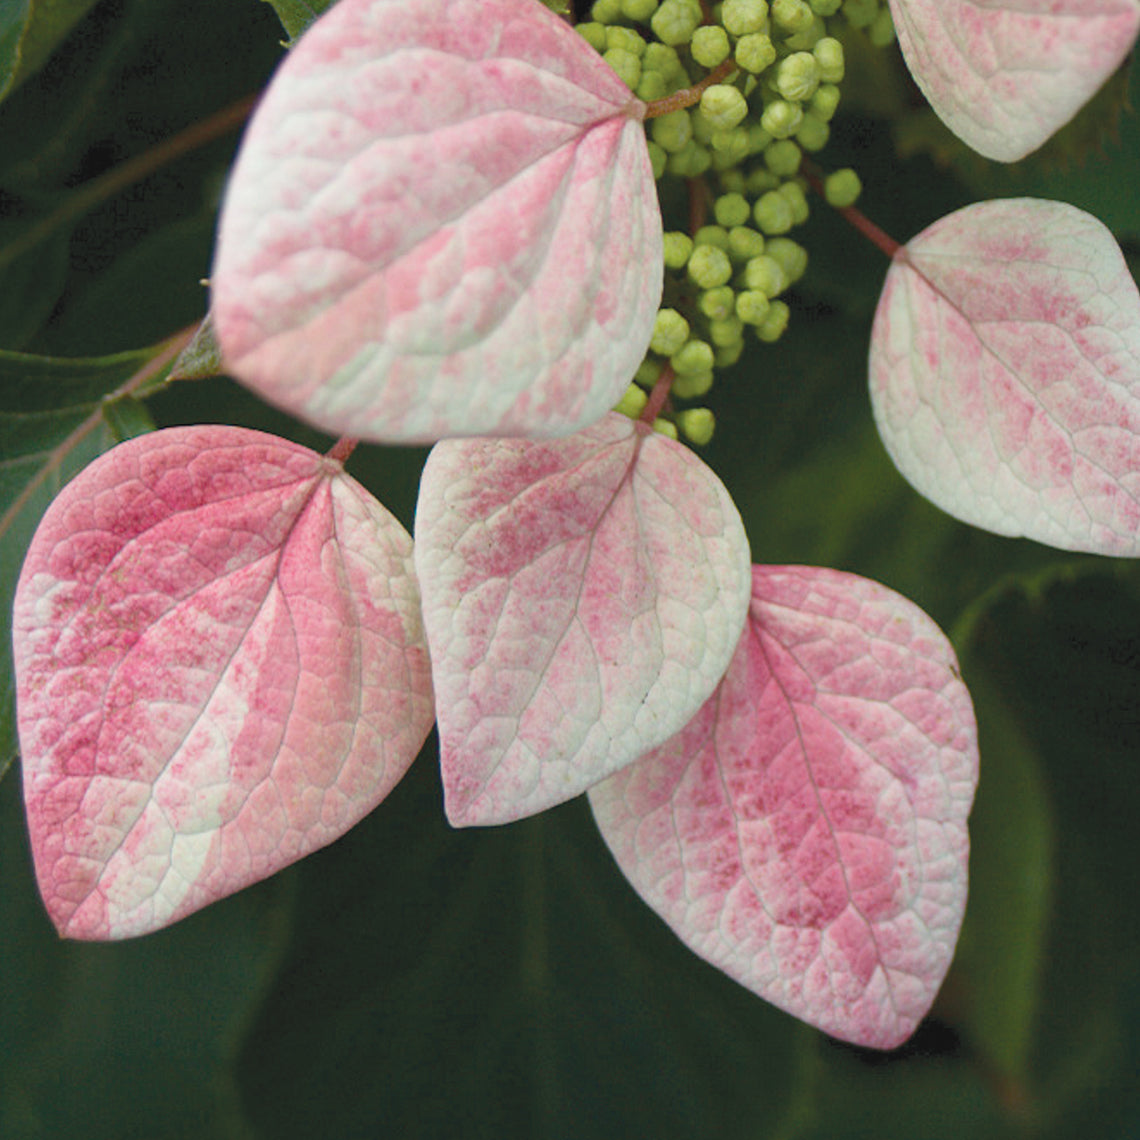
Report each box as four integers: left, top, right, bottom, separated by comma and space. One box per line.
326, 436, 359, 464
640, 363, 675, 426
643, 59, 738, 119
801, 162, 902, 259
0, 94, 257, 274
0, 326, 195, 543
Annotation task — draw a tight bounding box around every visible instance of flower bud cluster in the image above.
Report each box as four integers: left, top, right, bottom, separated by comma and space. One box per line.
581, 0, 885, 444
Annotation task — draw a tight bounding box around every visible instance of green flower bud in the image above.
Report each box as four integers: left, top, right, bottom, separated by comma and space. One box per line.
694, 224, 730, 249
869, 4, 896, 45
784, 15, 825, 49
721, 0, 769, 35
651, 0, 702, 45
727, 225, 765, 261
652, 417, 679, 440
614, 383, 649, 418
842, 0, 877, 29
635, 356, 664, 386
746, 167, 780, 195
795, 110, 829, 151
735, 288, 771, 324
667, 140, 712, 176
671, 337, 716, 374
647, 140, 668, 179
763, 138, 801, 176
643, 42, 685, 81
824, 167, 862, 207
650, 308, 690, 355
809, 0, 841, 14
688, 244, 733, 288
678, 407, 716, 445
760, 99, 803, 139
604, 48, 642, 90
813, 36, 844, 82
708, 315, 745, 346
672, 370, 714, 398
591, 0, 624, 23
747, 123, 773, 154
713, 192, 751, 228
755, 299, 790, 341
753, 188, 795, 234
688, 108, 716, 145
700, 84, 749, 131
716, 339, 745, 367
691, 25, 731, 67
710, 129, 751, 167
577, 22, 608, 51
663, 231, 694, 269
718, 169, 747, 195
775, 51, 820, 101
765, 236, 808, 283
637, 69, 668, 101
743, 253, 789, 296
810, 83, 841, 120
621, 0, 660, 18
778, 178, 809, 224
650, 108, 693, 153
699, 284, 737, 320
735, 32, 777, 74
771, 0, 813, 31
607, 26, 647, 53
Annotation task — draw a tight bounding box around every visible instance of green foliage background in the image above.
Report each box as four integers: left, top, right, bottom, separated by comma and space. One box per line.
0, 1, 1138, 1136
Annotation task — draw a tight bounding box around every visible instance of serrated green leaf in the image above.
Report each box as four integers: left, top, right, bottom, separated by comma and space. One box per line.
0, 772, 293, 1140
101, 394, 154, 440
951, 647, 1053, 1088
169, 312, 224, 382
235, 756, 811, 1138
0, 211, 71, 349
946, 566, 1140, 1134
0, 345, 170, 779
0, 0, 103, 105
261, 0, 335, 43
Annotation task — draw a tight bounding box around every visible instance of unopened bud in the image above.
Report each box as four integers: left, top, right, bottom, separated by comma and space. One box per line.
700, 84, 749, 131
721, 0, 769, 35
775, 52, 820, 101
650, 0, 702, 45
735, 32, 777, 74
824, 167, 862, 207
691, 25, 731, 67
650, 308, 690, 355
678, 407, 716, 445
760, 99, 803, 139
755, 299, 790, 341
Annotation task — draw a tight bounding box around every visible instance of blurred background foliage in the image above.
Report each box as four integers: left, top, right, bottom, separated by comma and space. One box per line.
0, 1, 1138, 1136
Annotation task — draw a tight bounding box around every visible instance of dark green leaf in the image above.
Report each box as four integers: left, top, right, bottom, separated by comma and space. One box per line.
951, 646, 1054, 1089
0, 772, 293, 1140
0, 346, 166, 777
0, 207, 72, 349
949, 567, 1140, 1136
0, 0, 102, 105
236, 753, 814, 1139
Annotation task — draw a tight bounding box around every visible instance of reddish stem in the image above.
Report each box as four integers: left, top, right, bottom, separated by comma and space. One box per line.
0, 324, 196, 543
326, 436, 359, 464
688, 177, 709, 235
0, 95, 257, 273
801, 164, 902, 260
643, 59, 738, 119
640, 363, 675, 426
